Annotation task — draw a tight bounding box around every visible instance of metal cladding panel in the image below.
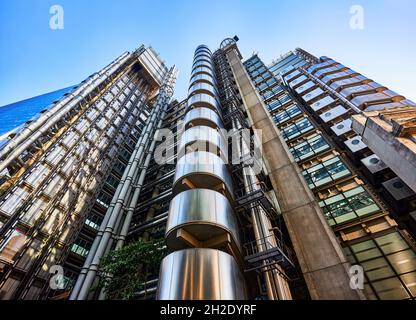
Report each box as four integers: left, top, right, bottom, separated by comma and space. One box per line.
289, 75, 308, 88
361, 154, 388, 174
344, 136, 367, 153
183, 107, 224, 130
330, 119, 352, 136
178, 125, 228, 161
321, 70, 355, 85
188, 82, 218, 99
137, 47, 168, 86
303, 87, 325, 103
173, 151, 234, 198
165, 189, 240, 250
295, 81, 316, 95
284, 69, 301, 82
382, 177, 415, 201
157, 249, 246, 300
187, 93, 221, 114
320, 105, 348, 123
350, 92, 392, 109
311, 95, 336, 112
189, 73, 215, 88
191, 66, 214, 78
192, 60, 213, 71
363, 101, 407, 112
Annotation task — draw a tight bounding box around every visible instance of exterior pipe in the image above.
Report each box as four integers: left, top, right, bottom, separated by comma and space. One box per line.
115, 111, 169, 249
69, 95, 158, 300
97, 68, 176, 300
0, 52, 132, 172
297, 67, 362, 114
72, 67, 176, 300
74, 101, 161, 300
128, 212, 168, 236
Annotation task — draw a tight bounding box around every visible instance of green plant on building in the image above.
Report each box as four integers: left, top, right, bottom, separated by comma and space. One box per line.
98, 238, 167, 300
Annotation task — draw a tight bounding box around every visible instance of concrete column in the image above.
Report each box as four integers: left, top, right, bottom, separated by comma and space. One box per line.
225, 48, 365, 300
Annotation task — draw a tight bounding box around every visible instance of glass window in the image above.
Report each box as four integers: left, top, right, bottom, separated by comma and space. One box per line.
282, 117, 314, 141
70, 239, 91, 257
319, 186, 379, 225
85, 214, 103, 230
274, 105, 302, 125
290, 134, 330, 161
279, 94, 291, 104
96, 191, 112, 208
267, 99, 282, 112
303, 156, 351, 189
343, 231, 416, 299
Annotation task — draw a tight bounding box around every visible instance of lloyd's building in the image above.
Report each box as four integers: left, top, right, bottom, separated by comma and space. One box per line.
0, 37, 415, 300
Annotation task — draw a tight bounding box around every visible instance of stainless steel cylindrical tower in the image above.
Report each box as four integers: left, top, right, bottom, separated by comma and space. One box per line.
157, 45, 246, 300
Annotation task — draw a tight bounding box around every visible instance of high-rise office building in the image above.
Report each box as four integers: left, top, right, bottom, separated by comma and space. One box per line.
0, 37, 415, 300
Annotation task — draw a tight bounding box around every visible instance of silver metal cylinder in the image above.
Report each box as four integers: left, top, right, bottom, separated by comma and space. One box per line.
157, 248, 246, 300
165, 189, 241, 251
159, 45, 244, 301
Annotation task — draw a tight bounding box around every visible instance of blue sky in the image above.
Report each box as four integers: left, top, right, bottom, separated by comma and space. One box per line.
1, 0, 415, 106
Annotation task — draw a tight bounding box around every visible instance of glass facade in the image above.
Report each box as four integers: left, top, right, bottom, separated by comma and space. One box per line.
0, 85, 77, 136
319, 186, 380, 225
289, 134, 330, 161
281, 117, 314, 141
344, 232, 416, 299
244, 50, 416, 300
302, 156, 351, 189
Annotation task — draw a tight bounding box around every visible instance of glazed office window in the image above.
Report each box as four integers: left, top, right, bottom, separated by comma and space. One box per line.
70, 239, 91, 258
303, 156, 351, 189
279, 94, 291, 105
290, 134, 330, 161
113, 160, 127, 176
258, 66, 266, 73
105, 174, 119, 189
274, 105, 302, 125
343, 232, 416, 299
85, 213, 102, 230
319, 186, 380, 225
281, 117, 314, 141
254, 76, 263, 84
262, 90, 273, 100
266, 78, 277, 87
267, 100, 282, 112
258, 82, 268, 92
263, 87, 284, 101
96, 191, 112, 208
272, 86, 284, 94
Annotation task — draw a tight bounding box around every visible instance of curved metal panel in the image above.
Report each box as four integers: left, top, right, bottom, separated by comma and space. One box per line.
178, 125, 228, 161
192, 59, 213, 70
189, 73, 215, 88
191, 66, 213, 78
157, 248, 246, 300
183, 107, 223, 130
194, 52, 212, 61
165, 189, 240, 251
173, 151, 234, 200
193, 56, 212, 67
187, 93, 221, 114
192, 62, 213, 74
195, 47, 212, 56
195, 44, 211, 52
188, 82, 218, 99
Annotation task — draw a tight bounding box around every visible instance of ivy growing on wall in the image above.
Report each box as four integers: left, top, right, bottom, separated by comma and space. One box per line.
98, 238, 167, 300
